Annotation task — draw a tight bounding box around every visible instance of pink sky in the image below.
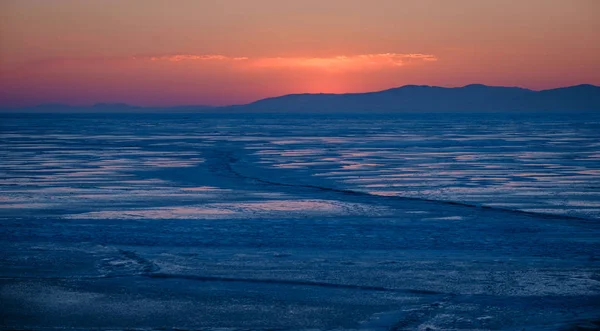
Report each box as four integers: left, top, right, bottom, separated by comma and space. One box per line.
1, 0, 599, 107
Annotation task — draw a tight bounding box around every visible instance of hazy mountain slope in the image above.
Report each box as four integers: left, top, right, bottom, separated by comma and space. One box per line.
235, 84, 600, 112
5, 84, 599, 113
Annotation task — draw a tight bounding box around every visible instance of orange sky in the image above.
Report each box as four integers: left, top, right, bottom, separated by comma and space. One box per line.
1, 0, 599, 107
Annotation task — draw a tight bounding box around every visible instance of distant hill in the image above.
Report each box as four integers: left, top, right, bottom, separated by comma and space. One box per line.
229, 84, 600, 112
3, 84, 600, 113
3, 103, 216, 113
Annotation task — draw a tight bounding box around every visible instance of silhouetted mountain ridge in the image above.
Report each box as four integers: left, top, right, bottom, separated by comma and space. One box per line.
6, 103, 215, 113
236, 84, 599, 112
4, 84, 599, 112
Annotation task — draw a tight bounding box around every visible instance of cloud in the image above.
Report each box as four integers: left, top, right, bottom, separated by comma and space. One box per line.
133, 54, 249, 62
2, 52, 437, 79
134, 53, 437, 71
252, 53, 437, 70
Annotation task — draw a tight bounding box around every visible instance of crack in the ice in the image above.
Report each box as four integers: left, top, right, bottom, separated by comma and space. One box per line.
146, 273, 442, 295
118, 249, 160, 274
207, 149, 592, 222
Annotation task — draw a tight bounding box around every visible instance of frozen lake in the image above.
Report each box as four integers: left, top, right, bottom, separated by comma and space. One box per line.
1, 112, 599, 330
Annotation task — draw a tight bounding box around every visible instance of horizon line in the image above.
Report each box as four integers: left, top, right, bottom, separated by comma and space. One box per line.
2, 83, 598, 109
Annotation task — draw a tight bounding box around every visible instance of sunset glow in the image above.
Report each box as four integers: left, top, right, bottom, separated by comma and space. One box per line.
132, 53, 438, 69
1, 0, 599, 107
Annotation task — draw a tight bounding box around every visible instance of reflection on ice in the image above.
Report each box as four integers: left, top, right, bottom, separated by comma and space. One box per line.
247, 119, 600, 219
0, 203, 55, 209
2, 113, 599, 330
181, 186, 228, 192
424, 216, 464, 221
68, 200, 388, 220
70, 207, 237, 220
1, 113, 599, 220
341, 163, 382, 170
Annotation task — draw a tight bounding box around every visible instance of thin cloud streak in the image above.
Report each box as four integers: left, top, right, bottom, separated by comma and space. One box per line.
133, 53, 438, 71
135, 54, 250, 62
252, 53, 437, 71
4, 53, 437, 75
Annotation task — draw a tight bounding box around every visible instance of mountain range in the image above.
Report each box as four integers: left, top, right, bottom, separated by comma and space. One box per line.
5, 84, 600, 113
234, 84, 600, 112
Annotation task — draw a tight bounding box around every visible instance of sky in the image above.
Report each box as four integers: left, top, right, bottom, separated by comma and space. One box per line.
1, 0, 599, 107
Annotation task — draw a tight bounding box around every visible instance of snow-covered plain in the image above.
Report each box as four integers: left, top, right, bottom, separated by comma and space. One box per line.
1, 112, 599, 330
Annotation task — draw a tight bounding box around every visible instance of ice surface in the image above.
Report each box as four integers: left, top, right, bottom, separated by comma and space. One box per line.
0, 112, 599, 330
